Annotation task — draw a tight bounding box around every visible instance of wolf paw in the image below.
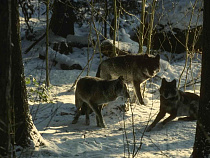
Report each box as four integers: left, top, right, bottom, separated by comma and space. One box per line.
159, 123, 165, 129
141, 98, 149, 105
72, 119, 78, 124
97, 123, 105, 128
86, 119, 90, 125
178, 117, 195, 121
146, 126, 152, 132
140, 101, 145, 105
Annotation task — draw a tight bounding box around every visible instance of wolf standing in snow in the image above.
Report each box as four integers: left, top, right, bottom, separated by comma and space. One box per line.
96, 54, 160, 105
72, 76, 130, 128
146, 78, 199, 132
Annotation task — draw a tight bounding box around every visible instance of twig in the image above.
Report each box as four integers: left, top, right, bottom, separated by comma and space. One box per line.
123, 107, 130, 157
147, 136, 170, 158
177, 0, 199, 89
134, 80, 154, 157
24, 33, 46, 54
131, 105, 136, 157
68, 49, 97, 92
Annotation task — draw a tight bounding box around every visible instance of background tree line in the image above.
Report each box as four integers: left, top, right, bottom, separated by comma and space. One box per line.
0, 0, 209, 157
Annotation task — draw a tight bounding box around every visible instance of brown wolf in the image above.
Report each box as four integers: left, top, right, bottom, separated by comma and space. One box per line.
72, 76, 130, 128
146, 78, 199, 132
96, 54, 160, 105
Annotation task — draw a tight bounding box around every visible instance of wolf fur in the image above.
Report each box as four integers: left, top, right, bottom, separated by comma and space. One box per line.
146, 78, 199, 132
96, 54, 160, 105
72, 76, 130, 128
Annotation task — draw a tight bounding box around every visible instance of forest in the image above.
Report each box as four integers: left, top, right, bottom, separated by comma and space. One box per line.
0, 0, 210, 157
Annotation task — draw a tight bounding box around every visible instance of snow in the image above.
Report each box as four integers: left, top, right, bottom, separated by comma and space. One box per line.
18, 0, 202, 157
20, 47, 201, 158
101, 38, 145, 54
154, 0, 203, 32
39, 47, 81, 69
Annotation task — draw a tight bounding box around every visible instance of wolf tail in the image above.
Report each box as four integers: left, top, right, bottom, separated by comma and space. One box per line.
81, 102, 93, 115
96, 63, 101, 77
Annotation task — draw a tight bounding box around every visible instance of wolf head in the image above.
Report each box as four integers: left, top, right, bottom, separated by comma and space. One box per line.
142, 54, 160, 78
115, 76, 130, 99
160, 78, 178, 100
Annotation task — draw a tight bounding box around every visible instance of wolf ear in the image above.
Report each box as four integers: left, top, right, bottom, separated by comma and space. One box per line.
155, 54, 160, 60
172, 79, 176, 87
118, 76, 124, 81
144, 54, 149, 58
162, 78, 167, 85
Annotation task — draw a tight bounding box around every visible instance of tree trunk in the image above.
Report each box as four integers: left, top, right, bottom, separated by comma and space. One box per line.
50, 0, 75, 38
11, 0, 32, 147
46, 0, 50, 87
104, 0, 108, 38
0, 1, 44, 156
0, 0, 12, 156
11, 0, 45, 148
192, 0, 210, 157
138, 0, 146, 54
112, 0, 117, 56
146, 0, 156, 54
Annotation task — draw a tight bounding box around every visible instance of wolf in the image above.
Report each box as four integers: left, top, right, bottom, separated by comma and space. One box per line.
72, 76, 130, 128
96, 54, 160, 105
146, 78, 199, 132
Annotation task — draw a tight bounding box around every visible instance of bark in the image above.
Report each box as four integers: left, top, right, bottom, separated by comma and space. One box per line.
50, 0, 75, 38
192, 0, 210, 157
0, 1, 44, 156
11, 0, 33, 147
101, 40, 130, 57
0, 0, 12, 156
112, 0, 117, 56
138, 0, 146, 54
11, 0, 45, 148
46, 0, 50, 87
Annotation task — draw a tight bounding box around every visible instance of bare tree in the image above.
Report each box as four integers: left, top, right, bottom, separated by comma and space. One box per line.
50, 0, 76, 38
0, 0, 13, 156
192, 0, 210, 157
112, 0, 117, 56
0, 0, 44, 157
46, 0, 50, 87
138, 0, 146, 54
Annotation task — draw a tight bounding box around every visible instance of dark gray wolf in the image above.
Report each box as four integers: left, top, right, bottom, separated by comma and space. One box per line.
72, 76, 130, 128
146, 78, 199, 132
96, 54, 160, 105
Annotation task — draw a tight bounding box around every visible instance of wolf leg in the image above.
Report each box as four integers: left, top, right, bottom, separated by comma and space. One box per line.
95, 105, 104, 126
146, 110, 166, 132
72, 94, 83, 124
178, 117, 196, 121
162, 114, 176, 125
72, 109, 81, 124
133, 81, 144, 105
89, 102, 105, 128
85, 106, 91, 125
131, 95, 136, 103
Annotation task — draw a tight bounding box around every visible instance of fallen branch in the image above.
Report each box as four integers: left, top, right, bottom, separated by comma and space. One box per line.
24, 33, 46, 54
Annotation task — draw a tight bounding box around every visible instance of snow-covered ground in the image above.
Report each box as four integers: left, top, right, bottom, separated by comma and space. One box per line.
20, 46, 201, 158
18, 0, 202, 157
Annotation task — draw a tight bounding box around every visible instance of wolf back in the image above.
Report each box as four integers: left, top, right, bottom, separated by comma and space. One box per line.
72, 76, 129, 127
96, 54, 160, 105
146, 78, 199, 132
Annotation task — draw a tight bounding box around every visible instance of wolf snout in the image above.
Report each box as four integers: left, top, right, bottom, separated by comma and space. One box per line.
164, 93, 168, 98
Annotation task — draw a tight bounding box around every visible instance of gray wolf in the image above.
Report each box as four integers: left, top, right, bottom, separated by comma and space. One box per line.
72, 76, 130, 128
146, 78, 199, 132
96, 54, 160, 105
